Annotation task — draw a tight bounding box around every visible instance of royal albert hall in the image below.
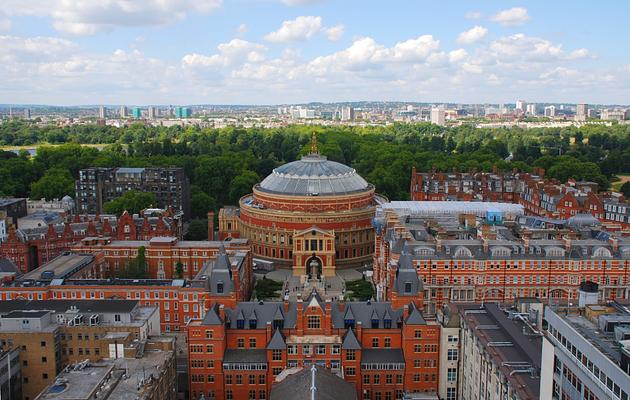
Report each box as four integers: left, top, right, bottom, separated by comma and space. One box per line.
218, 136, 383, 278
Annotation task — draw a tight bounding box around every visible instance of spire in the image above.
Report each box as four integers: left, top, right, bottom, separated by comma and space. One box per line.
311, 131, 318, 154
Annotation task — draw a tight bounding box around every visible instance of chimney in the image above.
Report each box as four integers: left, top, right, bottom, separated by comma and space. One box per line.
207, 211, 215, 241
284, 298, 290, 312
356, 321, 363, 342
218, 304, 225, 321
403, 305, 409, 320
266, 321, 272, 341
609, 237, 619, 252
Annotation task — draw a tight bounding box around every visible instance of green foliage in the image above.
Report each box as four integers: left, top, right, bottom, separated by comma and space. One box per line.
176, 261, 184, 279
190, 185, 217, 219
30, 167, 75, 200
118, 246, 148, 279
255, 277, 283, 300
3, 121, 630, 203
185, 219, 208, 240
345, 278, 374, 301
103, 191, 157, 215
620, 182, 630, 197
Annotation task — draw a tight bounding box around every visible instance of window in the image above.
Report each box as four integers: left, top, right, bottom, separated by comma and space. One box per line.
447, 349, 458, 361
226, 375, 233, 385
413, 374, 421, 383
235, 375, 242, 385
272, 367, 282, 375
307, 315, 320, 329
363, 375, 370, 384
40, 341, 46, 347
414, 359, 421, 368
206, 345, 214, 353
41, 357, 47, 363
249, 390, 256, 400
288, 345, 297, 355
259, 375, 266, 384
43, 373, 48, 379
446, 388, 456, 400
414, 330, 422, 338
249, 375, 256, 385
259, 390, 266, 400
447, 368, 457, 382
332, 344, 341, 354
206, 330, 213, 339
372, 338, 379, 348
316, 344, 326, 355
386, 374, 392, 384
384, 338, 391, 348
447, 335, 458, 343
345, 367, 356, 376
346, 349, 356, 361
114, 314, 121, 322
414, 344, 421, 353
249, 338, 256, 348
237, 338, 245, 348
272, 350, 282, 361
226, 390, 233, 400
373, 374, 380, 384
302, 345, 312, 355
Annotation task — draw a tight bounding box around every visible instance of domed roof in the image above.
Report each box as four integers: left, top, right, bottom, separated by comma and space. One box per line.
258, 154, 370, 196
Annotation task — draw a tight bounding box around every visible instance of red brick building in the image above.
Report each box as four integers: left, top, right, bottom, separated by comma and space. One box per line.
187, 289, 439, 400
219, 136, 384, 277
0, 210, 182, 273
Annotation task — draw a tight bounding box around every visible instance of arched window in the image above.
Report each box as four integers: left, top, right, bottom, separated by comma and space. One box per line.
413, 247, 434, 256
453, 247, 473, 258
545, 247, 565, 258
592, 247, 612, 258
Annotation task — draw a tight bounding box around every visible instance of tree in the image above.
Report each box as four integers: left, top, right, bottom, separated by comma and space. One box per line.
254, 277, 283, 300
104, 191, 157, 215
228, 171, 259, 204
620, 182, 630, 197
190, 186, 217, 219
185, 219, 208, 240
345, 278, 374, 301
118, 246, 148, 279
30, 167, 75, 200
176, 261, 184, 279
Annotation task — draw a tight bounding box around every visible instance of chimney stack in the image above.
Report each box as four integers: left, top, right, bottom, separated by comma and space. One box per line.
207, 211, 215, 240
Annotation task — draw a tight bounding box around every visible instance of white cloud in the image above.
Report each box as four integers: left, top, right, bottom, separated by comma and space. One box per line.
465, 11, 482, 19
457, 26, 488, 44
0, 12, 11, 32
325, 25, 344, 41
448, 49, 468, 63
182, 39, 266, 68
0, 35, 77, 62
264, 16, 323, 42
485, 33, 588, 63
490, 7, 530, 26
1, 0, 222, 35
236, 24, 248, 37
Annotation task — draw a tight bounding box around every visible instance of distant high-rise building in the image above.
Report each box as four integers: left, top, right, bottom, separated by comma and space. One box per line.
174, 106, 192, 118
576, 103, 588, 121
132, 107, 142, 119
601, 109, 628, 121
526, 103, 537, 115
544, 105, 556, 117
98, 106, 106, 119
119, 106, 128, 118
148, 106, 157, 119
515, 100, 526, 112
587, 109, 597, 119
23, 108, 31, 119
340, 106, 355, 121
430, 107, 445, 126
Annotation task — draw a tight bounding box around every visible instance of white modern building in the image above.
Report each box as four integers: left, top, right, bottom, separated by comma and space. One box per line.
430, 107, 445, 126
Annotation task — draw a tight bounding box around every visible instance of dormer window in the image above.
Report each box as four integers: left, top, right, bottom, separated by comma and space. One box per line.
404, 282, 412, 293
371, 318, 379, 329
237, 319, 244, 329
273, 319, 283, 330
249, 319, 257, 329
383, 319, 392, 329
344, 319, 355, 329
217, 282, 224, 294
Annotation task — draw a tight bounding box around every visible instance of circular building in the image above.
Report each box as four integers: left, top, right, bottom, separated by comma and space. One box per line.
219, 136, 381, 278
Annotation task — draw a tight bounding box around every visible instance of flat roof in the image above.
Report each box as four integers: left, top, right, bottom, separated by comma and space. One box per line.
21, 253, 94, 281
381, 201, 524, 217
459, 303, 542, 399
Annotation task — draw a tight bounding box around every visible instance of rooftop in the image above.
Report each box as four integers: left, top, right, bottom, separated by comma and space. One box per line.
271, 365, 357, 400
21, 253, 94, 281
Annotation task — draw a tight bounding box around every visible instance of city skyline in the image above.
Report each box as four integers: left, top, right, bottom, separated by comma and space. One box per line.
1, 0, 629, 105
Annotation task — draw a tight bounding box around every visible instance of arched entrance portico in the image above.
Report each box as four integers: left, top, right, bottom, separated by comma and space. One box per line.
306, 254, 322, 280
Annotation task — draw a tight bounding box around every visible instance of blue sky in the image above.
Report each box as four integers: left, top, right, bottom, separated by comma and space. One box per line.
1, 0, 628, 105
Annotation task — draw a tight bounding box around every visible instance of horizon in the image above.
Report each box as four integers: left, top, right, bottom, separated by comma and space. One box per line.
1, 0, 629, 105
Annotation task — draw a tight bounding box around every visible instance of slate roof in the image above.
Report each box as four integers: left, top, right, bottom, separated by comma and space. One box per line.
341, 328, 361, 349
394, 251, 423, 295
270, 365, 357, 400
201, 304, 223, 325
0, 300, 138, 314
267, 328, 286, 350
331, 301, 402, 329
360, 349, 405, 364
0, 258, 19, 274
406, 303, 427, 325
224, 301, 297, 329
223, 349, 267, 363
207, 245, 234, 296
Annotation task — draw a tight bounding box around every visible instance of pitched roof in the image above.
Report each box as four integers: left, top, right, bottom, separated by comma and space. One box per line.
224, 302, 297, 329
406, 303, 427, 325
202, 304, 223, 325
361, 349, 405, 364
342, 328, 361, 350
267, 328, 286, 350
0, 258, 19, 274
223, 349, 267, 363
270, 365, 357, 400
331, 302, 402, 329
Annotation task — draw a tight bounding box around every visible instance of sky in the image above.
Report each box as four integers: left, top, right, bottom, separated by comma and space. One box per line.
1, 0, 629, 106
